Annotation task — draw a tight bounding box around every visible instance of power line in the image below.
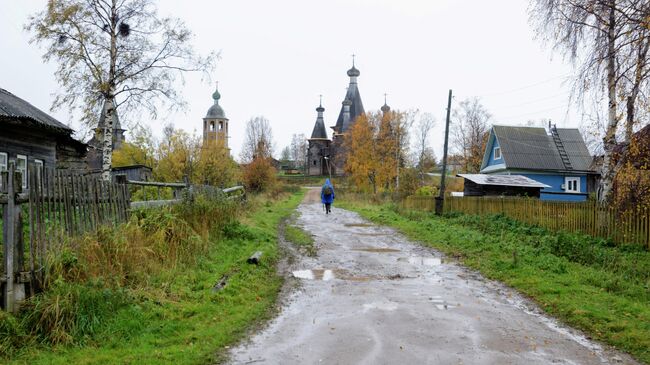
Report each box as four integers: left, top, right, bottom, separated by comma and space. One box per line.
473, 74, 572, 98
498, 104, 570, 120
489, 92, 571, 109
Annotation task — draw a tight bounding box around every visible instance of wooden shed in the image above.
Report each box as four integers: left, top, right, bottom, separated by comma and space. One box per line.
111, 164, 153, 182
458, 174, 550, 198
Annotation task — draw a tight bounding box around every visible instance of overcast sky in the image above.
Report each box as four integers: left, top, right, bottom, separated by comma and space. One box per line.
0, 0, 580, 160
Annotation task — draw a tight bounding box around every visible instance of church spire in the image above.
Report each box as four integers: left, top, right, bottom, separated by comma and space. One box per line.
334, 57, 365, 134
347, 54, 360, 83
381, 93, 391, 114
310, 96, 328, 139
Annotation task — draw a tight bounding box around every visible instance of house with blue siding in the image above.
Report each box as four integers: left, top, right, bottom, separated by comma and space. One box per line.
480, 125, 597, 201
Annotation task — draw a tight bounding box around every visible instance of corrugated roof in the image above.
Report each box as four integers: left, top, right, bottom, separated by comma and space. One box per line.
492, 125, 593, 172
0, 88, 71, 133
555, 128, 594, 171
458, 173, 550, 188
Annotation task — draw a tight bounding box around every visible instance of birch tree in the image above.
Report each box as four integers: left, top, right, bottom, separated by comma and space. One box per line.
530, 0, 650, 201
414, 113, 436, 177
240, 116, 274, 163
27, 0, 214, 180
451, 98, 490, 173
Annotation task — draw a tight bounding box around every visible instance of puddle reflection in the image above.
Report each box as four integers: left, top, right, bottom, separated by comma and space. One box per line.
398, 256, 443, 266
354, 247, 401, 253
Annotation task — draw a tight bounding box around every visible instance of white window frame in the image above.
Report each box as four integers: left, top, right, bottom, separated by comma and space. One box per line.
16, 154, 28, 189
0, 152, 7, 172
493, 146, 502, 160
34, 159, 44, 181
565, 177, 580, 193
0, 152, 7, 190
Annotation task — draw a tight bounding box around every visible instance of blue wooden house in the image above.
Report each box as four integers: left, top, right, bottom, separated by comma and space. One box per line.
479, 125, 597, 201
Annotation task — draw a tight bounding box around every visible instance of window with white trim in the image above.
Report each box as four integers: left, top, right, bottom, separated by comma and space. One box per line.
565, 177, 580, 193
0, 152, 7, 172
0, 152, 7, 190
16, 155, 27, 189
494, 147, 501, 160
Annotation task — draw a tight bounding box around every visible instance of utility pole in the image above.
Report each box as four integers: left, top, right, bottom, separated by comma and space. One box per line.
435, 89, 452, 215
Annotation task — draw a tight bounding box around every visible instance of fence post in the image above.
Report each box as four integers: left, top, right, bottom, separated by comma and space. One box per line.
3, 163, 23, 313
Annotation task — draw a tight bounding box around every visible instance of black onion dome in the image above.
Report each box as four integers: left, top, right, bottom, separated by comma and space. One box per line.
347, 65, 360, 77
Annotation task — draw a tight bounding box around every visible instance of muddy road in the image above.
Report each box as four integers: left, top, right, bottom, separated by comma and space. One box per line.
228, 189, 638, 364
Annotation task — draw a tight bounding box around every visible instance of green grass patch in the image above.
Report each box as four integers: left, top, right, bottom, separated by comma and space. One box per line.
4, 190, 304, 364
339, 199, 650, 364
284, 220, 316, 257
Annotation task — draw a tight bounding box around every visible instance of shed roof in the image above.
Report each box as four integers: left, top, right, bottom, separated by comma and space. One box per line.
0, 88, 72, 133
458, 173, 550, 188
491, 125, 593, 172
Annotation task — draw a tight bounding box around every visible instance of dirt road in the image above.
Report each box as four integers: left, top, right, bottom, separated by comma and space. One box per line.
228, 189, 638, 364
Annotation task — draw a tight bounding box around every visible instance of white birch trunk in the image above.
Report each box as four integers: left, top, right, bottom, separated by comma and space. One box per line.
101, 97, 116, 181
599, 3, 620, 203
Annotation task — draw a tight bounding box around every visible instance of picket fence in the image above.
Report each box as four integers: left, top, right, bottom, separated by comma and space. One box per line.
401, 195, 650, 249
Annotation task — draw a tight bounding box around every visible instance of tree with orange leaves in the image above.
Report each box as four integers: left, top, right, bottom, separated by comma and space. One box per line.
344, 113, 379, 193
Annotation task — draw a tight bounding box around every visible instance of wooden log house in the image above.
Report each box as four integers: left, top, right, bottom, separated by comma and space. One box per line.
0, 88, 87, 189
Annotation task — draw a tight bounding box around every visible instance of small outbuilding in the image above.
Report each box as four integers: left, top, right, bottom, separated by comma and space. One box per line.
458, 174, 550, 198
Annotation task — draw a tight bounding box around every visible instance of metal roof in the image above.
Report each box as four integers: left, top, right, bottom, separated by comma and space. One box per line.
491, 125, 593, 172
458, 173, 551, 188
0, 88, 71, 133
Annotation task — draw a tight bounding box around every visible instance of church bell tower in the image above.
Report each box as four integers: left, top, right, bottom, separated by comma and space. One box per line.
203, 83, 229, 148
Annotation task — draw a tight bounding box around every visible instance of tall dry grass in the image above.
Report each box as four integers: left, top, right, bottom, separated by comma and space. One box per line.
0, 194, 241, 354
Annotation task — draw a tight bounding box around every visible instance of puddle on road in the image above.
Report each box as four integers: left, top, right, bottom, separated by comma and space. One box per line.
344, 223, 373, 227
353, 247, 401, 253
429, 296, 457, 310
292, 269, 337, 281
292, 269, 374, 282
363, 301, 398, 312
398, 256, 443, 266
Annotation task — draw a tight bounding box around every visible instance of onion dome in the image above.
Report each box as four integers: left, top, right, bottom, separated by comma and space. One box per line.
205, 85, 226, 119
381, 103, 391, 113
347, 65, 360, 77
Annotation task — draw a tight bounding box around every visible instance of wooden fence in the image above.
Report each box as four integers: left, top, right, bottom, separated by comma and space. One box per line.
401, 195, 650, 248
1, 165, 130, 312
1, 164, 245, 312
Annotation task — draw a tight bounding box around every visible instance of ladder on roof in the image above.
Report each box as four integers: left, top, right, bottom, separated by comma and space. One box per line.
551, 124, 573, 170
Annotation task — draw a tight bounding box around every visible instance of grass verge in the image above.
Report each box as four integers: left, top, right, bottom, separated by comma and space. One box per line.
339, 199, 650, 364
5, 190, 304, 365
284, 217, 316, 257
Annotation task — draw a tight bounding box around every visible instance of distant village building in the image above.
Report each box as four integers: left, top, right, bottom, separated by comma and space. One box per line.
86, 100, 126, 171
0, 88, 87, 189
308, 61, 380, 176
203, 84, 229, 149
479, 124, 597, 201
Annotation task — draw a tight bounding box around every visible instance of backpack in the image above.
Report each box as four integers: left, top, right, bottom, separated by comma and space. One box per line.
323, 185, 333, 197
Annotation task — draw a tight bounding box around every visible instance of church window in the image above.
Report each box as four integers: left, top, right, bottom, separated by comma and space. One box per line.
313, 160, 317, 166
219, 121, 223, 130
210, 122, 215, 132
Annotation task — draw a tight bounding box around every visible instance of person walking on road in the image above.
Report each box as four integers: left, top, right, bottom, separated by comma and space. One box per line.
321, 178, 335, 214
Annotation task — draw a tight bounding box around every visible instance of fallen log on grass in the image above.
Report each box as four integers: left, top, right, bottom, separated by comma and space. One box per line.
247, 251, 263, 265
